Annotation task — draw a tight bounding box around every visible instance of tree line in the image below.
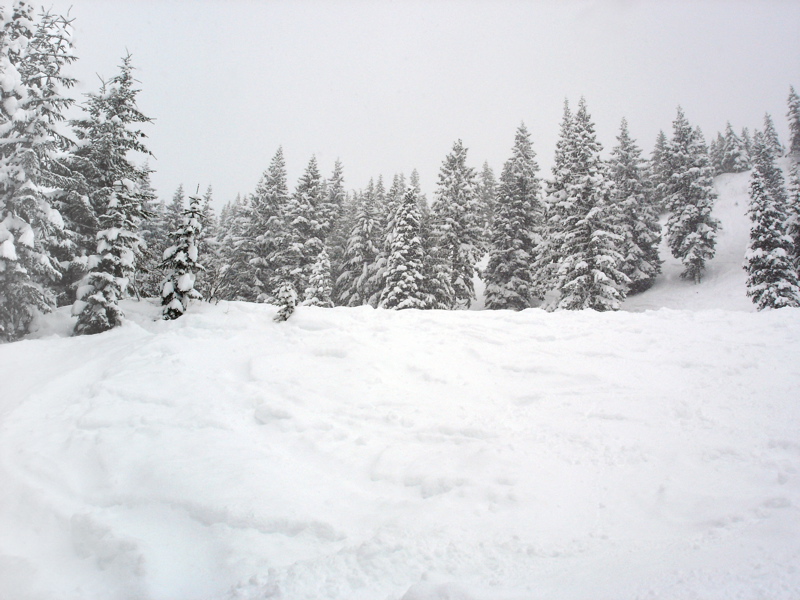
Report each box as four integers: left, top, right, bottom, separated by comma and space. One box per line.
2, 2, 800, 342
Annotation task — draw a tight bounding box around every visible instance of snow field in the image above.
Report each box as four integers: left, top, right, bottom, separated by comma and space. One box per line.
2, 299, 800, 600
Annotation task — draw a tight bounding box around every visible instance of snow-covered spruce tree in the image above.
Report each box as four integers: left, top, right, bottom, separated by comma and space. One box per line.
744, 131, 800, 309
708, 132, 725, 176
273, 278, 297, 322
216, 194, 257, 301
536, 99, 577, 296
608, 118, 662, 294
248, 147, 290, 302
787, 86, 800, 162
483, 123, 543, 310
285, 156, 325, 300
336, 184, 383, 306
721, 122, 750, 173
648, 129, 669, 212
303, 247, 333, 307
71, 55, 155, 334
786, 162, 800, 270
554, 98, 629, 311
661, 108, 719, 283
195, 185, 223, 301
430, 139, 482, 309
379, 188, 426, 309
741, 127, 753, 157
161, 194, 204, 320
73, 180, 150, 334
476, 161, 498, 251
0, 4, 76, 341
763, 113, 783, 160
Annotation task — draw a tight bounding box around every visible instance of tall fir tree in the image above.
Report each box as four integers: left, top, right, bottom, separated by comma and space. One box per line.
476, 161, 498, 251
216, 194, 255, 301
336, 184, 383, 307
537, 99, 577, 293
608, 118, 662, 294
744, 131, 800, 309
0, 3, 76, 341
161, 194, 204, 319
786, 162, 800, 271
380, 188, 427, 309
483, 123, 543, 310
249, 147, 290, 302
721, 122, 750, 173
762, 113, 784, 160
661, 108, 719, 283
431, 139, 482, 308
787, 86, 800, 162
648, 129, 669, 212
553, 98, 629, 311
285, 156, 325, 300
708, 132, 725, 176
70, 55, 155, 334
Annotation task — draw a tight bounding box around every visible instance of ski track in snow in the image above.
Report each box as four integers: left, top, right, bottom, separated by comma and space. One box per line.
1, 170, 800, 600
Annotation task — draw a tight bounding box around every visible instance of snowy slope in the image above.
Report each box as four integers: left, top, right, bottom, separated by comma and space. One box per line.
623, 171, 754, 312
2, 171, 800, 600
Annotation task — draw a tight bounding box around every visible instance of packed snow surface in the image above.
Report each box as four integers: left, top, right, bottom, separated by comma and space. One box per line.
2, 171, 800, 600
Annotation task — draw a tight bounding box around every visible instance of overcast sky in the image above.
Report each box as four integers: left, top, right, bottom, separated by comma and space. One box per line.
48, 0, 800, 207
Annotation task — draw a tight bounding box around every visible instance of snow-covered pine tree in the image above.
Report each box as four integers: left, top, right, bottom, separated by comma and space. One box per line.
787, 86, 800, 162
73, 180, 150, 334
741, 127, 753, 158
763, 113, 784, 160
407, 169, 452, 309
483, 123, 543, 310
536, 100, 577, 295
0, 3, 76, 341
744, 131, 800, 309
661, 108, 719, 283
476, 161, 498, 252
648, 129, 669, 212
554, 98, 629, 311
273, 278, 297, 322
248, 147, 290, 302
161, 194, 204, 319
285, 156, 325, 300
303, 247, 333, 307
721, 122, 750, 173
708, 132, 725, 176
137, 184, 183, 297
195, 185, 222, 301
70, 55, 155, 334
786, 162, 800, 270
318, 158, 345, 245
380, 188, 426, 309
430, 139, 482, 309
336, 184, 383, 306
216, 194, 256, 301
609, 118, 662, 294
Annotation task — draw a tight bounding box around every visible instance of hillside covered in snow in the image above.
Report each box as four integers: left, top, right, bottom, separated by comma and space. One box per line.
1, 170, 800, 600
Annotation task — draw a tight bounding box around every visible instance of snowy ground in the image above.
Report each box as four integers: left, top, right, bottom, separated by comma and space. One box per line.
2, 170, 800, 600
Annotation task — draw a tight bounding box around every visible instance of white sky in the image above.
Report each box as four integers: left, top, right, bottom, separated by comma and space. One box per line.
49, 0, 800, 207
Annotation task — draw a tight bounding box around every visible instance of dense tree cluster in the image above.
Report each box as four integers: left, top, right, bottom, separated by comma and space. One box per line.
2, 2, 799, 341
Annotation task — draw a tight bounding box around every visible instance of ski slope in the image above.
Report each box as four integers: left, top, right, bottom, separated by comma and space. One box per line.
1, 170, 800, 600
